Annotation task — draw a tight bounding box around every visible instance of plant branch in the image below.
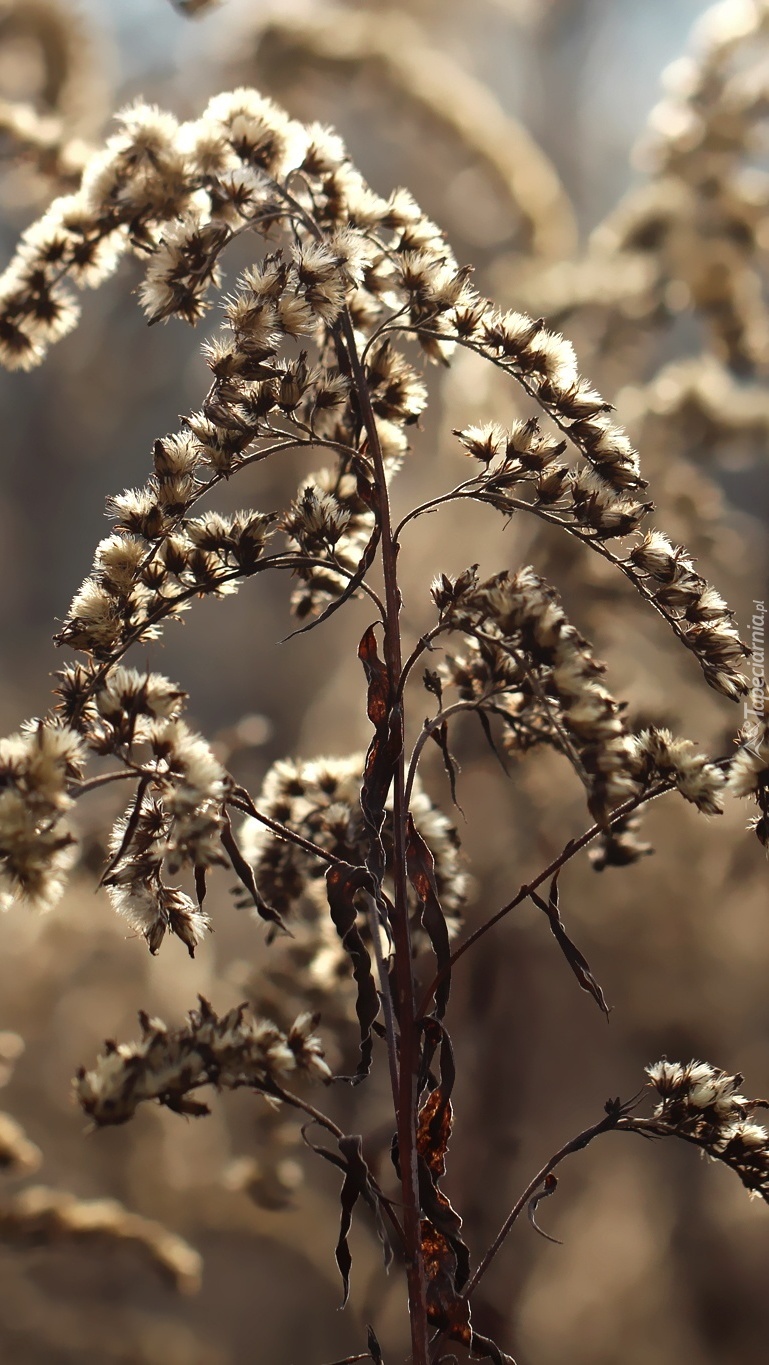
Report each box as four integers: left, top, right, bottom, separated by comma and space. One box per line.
462, 1099, 638, 1303
403, 698, 492, 811
396, 624, 448, 701
419, 780, 676, 1016
227, 788, 347, 867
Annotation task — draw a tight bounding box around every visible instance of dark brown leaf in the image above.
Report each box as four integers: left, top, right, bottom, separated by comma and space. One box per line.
476, 709, 510, 775
282, 523, 381, 641
302, 1129, 392, 1306
530, 874, 610, 1018
528, 1172, 561, 1245
221, 815, 288, 932
194, 864, 207, 909
366, 1325, 384, 1365
418, 1017, 456, 1105
421, 1221, 471, 1334
430, 720, 463, 812
418, 1154, 468, 1286
98, 775, 150, 889
468, 1329, 518, 1363
359, 623, 391, 729
407, 819, 452, 1019
417, 1087, 453, 1180
416, 1075, 470, 1293
421, 1221, 516, 1363
325, 863, 380, 1081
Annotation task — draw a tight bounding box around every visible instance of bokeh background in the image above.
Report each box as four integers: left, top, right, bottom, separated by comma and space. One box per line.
0, 1, 768, 1362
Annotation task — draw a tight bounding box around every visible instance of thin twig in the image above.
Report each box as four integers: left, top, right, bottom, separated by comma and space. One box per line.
462, 1101, 637, 1302
227, 789, 347, 867
419, 780, 676, 1015
396, 623, 448, 701
403, 699, 489, 812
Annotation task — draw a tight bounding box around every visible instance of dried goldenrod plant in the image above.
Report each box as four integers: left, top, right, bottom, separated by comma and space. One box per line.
0, 55, 768, 1365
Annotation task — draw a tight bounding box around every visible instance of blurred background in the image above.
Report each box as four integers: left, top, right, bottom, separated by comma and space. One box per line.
0, 1, 768, 1362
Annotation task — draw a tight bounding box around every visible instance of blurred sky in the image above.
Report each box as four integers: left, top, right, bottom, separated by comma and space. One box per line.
81, 0, 716, 226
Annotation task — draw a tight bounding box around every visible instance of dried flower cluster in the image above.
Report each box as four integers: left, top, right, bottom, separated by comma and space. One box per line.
75, 999, 330, 1127
240, 754, 465, 930
433, 565, 727, 835
0, 82, 742, 942
645, 1059, 769, 1202
0, 718, 84, 912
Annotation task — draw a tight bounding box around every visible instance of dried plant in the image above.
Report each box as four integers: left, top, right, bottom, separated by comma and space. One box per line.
0, 5, 768, 1365
526, 0, 769, 396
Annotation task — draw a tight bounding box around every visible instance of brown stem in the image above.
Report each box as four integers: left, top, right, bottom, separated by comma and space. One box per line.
396, 623, 448, 701
73, 768, 142, 797
403, 697, 493, 811
462, 1104, 631, 1303
338, 308, 430, 1365
227, 789, 347, 867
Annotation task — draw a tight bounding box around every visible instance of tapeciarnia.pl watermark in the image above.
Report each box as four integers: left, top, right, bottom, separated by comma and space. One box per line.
745, 599, 766, 725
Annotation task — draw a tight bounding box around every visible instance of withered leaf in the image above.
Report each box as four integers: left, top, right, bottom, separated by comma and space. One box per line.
358, 626, 401, 884
430, 720, 463, 812
417, 1086, 452, 1179
221, 815, 288, 932
302, 1129, 392, 1306
421, 1220, 516, 1363
359, 623, 391, 729
99, 774, 150, 889
282, 523, 381, 641
418, 1016, 456, 1102
527, 1172, 561, 1245
531, 874, 610, 1018
407, 819, 452, 1019
194, 865, 207, 909
422, 1221, 471, 1334
335, 1135, 391, 1305
366, 1324, 384, 1364
325, 863, 380, 1082
417, 1155, 469, 1288
468, 1329, 518, 1364
476, 709, 509, 775
416, 1080, 470, 1292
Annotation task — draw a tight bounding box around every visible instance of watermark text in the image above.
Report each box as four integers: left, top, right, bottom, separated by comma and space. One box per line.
745, 599, 766, 725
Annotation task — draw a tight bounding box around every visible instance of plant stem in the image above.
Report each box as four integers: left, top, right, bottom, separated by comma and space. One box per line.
461, 1107, 626, 1304
419, 780, 676, 1015
339, 308, 430, 1365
